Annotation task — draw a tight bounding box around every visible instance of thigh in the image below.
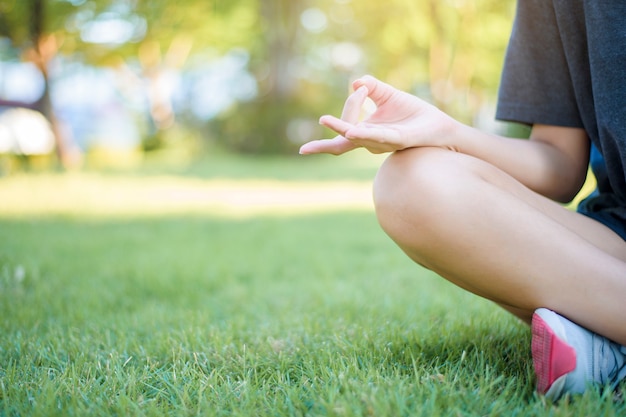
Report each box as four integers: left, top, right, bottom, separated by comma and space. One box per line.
471, 151, 626, 262
375, 147, 626, 342
382, 146, 626, 262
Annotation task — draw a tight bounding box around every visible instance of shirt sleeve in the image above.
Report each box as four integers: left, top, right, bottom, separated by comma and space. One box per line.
496, 0, 584, 128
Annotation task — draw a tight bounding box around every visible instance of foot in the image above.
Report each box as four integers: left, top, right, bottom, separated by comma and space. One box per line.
531, 308, 626, 401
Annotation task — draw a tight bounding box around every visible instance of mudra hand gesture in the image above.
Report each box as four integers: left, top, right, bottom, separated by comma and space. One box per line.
299, 75, 458, 155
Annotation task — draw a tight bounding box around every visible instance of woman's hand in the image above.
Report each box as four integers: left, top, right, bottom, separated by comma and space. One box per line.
299, 75, 460, 155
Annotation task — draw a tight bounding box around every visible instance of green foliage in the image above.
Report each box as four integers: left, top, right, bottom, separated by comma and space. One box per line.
215, 98, 308, 154
0, 0, 29, 43
1, 0, 518, 154
214, 92, 339, 155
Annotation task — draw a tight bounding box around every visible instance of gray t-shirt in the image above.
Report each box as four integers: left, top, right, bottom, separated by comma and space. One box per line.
496, 0, 626, 236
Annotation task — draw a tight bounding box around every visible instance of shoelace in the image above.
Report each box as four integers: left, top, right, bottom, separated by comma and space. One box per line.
593, 335, 626, 389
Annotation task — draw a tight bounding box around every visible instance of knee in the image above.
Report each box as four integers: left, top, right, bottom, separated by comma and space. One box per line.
372, 147, 472, 242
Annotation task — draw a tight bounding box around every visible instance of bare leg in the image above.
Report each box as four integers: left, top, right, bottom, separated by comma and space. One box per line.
373, 147, 626, 345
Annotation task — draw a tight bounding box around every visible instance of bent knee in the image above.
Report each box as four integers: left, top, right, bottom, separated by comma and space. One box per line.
372, 147, 478, 237
373, 147, 469, 210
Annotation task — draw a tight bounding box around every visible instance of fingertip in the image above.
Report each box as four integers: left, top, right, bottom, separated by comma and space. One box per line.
298, 143, 313, 155
343, 129, 355, 140
356, 85, 369, 96
353, 75, 376, 89
319, 115, 339, 128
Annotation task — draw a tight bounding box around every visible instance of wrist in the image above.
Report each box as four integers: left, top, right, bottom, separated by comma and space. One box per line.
441, 117, 468, 153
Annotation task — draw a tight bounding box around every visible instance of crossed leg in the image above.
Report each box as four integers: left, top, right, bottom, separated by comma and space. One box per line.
373, 147, 626, 345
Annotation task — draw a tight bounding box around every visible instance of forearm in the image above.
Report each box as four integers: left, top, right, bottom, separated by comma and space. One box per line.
302, 75, 590, 202
451, 123, 590, 203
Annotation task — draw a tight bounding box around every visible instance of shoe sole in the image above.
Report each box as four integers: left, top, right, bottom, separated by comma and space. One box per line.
531, 308, 577, 400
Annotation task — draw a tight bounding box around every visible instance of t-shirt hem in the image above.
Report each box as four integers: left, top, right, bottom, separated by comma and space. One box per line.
496, 102, 584, 128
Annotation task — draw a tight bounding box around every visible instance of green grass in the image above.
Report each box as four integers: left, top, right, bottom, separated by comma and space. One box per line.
0, 155, 624, 416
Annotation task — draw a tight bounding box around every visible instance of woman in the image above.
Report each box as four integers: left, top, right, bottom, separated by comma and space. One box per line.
299, 0, 626, 400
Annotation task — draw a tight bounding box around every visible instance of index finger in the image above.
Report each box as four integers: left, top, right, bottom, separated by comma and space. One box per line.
319, 115, 355, 138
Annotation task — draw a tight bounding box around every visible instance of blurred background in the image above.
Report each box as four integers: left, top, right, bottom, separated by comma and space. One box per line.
0, 0, 521, 172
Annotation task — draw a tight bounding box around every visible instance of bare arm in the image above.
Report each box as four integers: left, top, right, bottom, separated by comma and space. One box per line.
454, 123, 590, 203
300, 75, 590, 203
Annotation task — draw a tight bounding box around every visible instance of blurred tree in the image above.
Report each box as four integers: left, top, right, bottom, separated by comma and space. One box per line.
216, 0, 315, 154
103, 0, 259, 150
352, 0, 514, 122
0, 0, 516, 158
218, 0, 515, 154
0, 0, 258, 156
0, 0, 80, 167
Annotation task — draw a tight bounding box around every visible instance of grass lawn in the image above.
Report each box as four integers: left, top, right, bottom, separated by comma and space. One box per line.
0, 152, 623, 416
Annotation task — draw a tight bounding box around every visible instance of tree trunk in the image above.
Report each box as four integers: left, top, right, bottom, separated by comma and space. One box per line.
427, 0, 452, 112
28, 0, 70, 168
258, 0, 302, 101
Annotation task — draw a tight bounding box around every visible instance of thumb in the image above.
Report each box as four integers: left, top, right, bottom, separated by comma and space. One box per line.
299, 137, 357, 156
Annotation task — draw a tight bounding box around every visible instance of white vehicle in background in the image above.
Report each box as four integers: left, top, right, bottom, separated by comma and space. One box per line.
0, 107, 55, 156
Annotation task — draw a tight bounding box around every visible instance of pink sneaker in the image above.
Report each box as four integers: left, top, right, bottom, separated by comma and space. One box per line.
531, 308, 626, 401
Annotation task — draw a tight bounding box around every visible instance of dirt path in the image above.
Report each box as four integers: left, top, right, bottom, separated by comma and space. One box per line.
0, 173, 373, 217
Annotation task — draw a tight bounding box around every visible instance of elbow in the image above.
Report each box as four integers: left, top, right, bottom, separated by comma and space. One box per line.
553, 189, 581, 205
528, 125, 591, 204
547, 172, 589, 204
